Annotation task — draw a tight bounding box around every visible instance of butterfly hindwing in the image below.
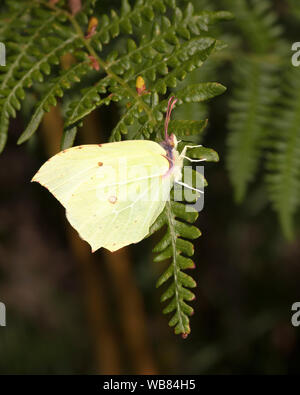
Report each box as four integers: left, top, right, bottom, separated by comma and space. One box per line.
66, 173, 169, 252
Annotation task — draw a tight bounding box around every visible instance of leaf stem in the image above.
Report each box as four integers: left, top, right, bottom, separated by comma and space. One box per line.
165, 201, 185, 334
40, 0, 156, 126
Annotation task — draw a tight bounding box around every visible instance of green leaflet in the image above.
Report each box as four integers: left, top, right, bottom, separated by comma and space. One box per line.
18, 61, 90, 145
158, 119, 208, 138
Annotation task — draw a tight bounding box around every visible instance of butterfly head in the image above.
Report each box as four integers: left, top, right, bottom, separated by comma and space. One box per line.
160, 96, 183, 182
162, 96, 178, 146
161, 96, 177, 150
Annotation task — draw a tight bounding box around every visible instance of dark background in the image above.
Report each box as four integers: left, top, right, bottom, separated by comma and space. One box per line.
1, 0, 300, 374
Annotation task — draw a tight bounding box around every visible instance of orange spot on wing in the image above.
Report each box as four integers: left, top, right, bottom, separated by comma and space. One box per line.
77, 146, 83, 149
98, 162, 103, 166
98, 144, 102, 147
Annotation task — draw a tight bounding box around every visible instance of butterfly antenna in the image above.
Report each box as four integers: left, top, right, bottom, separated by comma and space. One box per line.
164, 96, 178, 140
175, 180, 204, 194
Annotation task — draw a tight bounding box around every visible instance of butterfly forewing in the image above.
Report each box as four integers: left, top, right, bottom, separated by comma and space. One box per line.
32, 140, 171, 252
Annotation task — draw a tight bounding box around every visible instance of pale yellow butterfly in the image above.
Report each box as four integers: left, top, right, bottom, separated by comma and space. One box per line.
32, 97, 200, 252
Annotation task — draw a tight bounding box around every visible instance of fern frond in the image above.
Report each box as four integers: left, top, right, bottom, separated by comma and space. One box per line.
18, 59, 91, 145
64, 5, 225, 143
0, 0, 229, 151
266, 67, 300, 240
130, 82, 226, 141
224, 0, 286, 203
149, 145, 218, 337
0, 1, 82, 151
226, 58, 279, 202
223, 0, 282, 53
0, 1, 35, 38
152, 200, 199, 337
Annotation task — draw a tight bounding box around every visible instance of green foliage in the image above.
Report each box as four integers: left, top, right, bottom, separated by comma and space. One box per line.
0, 0, 229, 150
288, 0, 300, 21
223, 0, 282, 54
0, 0, 228, 336
266, 67, 300, 240
225, 0, 283, 202
227, 58, 279, 202
150, 200, 200, 337
222, 0, 300, 239
18, 60, 90, 145
149, 145, 216, 337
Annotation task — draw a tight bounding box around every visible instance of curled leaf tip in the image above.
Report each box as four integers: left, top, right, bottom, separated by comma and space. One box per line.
136, 76, 146, 95
85, 17, 98, 39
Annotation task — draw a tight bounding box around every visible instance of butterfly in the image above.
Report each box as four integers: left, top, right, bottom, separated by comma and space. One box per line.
32, 97, 202, 252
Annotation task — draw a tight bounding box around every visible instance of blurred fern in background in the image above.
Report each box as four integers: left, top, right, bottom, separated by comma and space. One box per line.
180, 0, 300, 241
221, 0, 300, 240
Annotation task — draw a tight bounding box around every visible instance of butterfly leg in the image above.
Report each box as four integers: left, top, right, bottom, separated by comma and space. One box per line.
179, 144, 205, 161
183, 156, 206, 162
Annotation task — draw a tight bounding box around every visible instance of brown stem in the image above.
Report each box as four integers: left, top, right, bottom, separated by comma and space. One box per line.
40, 106, 121, 374
67, 226, 121, 374
68, 0, 82, 15
105, 249, 158, 374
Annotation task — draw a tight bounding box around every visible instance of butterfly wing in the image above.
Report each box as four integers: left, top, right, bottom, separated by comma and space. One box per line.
32, 140, 171, 252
